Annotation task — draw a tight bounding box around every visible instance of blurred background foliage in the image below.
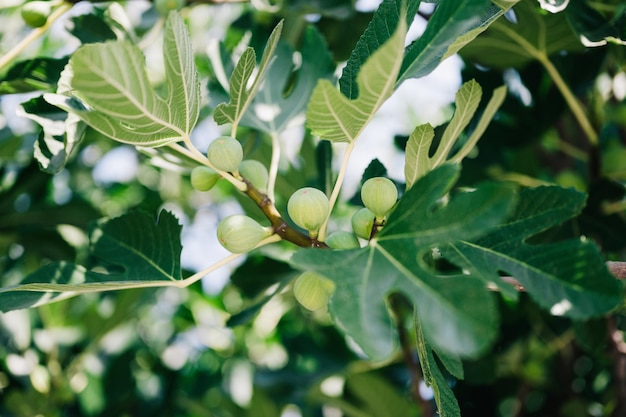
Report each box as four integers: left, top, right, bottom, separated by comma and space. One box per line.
0, 0, 625, 416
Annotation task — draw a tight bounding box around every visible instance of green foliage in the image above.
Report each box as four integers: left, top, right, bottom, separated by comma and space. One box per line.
0, 210, 183, 312
1, 1, 625, 416
307, 10, 407, 143
445, 186, 622, 314
240, 26, 335, 135
460, 0, 585, 68
292, 164, 518, 360
213, 21, 283, 133
403, 79, 508, 188
49, 12, 199, 147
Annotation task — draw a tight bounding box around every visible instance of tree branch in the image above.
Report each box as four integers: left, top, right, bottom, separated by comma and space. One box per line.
241, 177, 328, 248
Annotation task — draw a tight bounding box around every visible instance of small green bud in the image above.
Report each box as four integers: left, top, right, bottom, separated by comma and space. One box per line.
326, 231, 360, 249
21, 1, 52, 28
155, 0, 185, 16
293, 271, 335, 311
207, 136, 243, 173
217, 215, 272, 253
351, 207, 375, 240
287, 187, 329, 236
361, 177, 398, 219
239, 160, 269, 192
190, 166, 219, 191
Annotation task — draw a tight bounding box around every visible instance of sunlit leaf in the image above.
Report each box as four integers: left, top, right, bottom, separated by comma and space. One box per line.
18, 96, 86, 174
213, 21, 284, 129
0, 210, 183, 312
404, 81, 506, 189
306, 11, 407, 143
339, 0, 421, 99
239, 26, 335, 135
47, 12, 199, 147
404, 123, 435, 189
430, 79, 482, 167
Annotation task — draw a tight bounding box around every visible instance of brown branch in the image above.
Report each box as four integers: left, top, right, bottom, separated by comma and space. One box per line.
241, 178, 328, 248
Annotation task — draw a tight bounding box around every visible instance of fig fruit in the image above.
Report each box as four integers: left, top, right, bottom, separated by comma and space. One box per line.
21, 1, 52, 28
326, 231, 360, 249
239, 160, 268, 192
293, 271, 335, 311
207, 136, 243, 173
287, 187, 329, 236
190, 166, 219, 191
361, 177, 398, 219
155, 0, 185, 16
351, 207, 375, 240
217, 215, 272, 253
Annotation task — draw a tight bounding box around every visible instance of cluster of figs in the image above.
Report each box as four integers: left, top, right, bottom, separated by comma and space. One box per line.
192, 136, 400, 311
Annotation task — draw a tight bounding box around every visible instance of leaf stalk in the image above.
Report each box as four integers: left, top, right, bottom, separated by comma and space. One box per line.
318, 140, 356, 242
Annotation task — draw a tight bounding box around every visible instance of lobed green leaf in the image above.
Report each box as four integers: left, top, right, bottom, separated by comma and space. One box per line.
397, 0, 493, 84
0, 210, 183, 312
213, 21, 284, 130
338, 0, 421, 99
404, 81, 506, 189
460, 0, 585, 69
19, 96, 86, 174
239, 26, 335, 135
306, 11, 407, 143
415, 316, 461, 417
291, 165, 518, 360
444, 186, 622, 318
47, 12, 199, 147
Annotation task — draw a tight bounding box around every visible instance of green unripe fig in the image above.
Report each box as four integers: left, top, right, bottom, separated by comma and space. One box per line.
21, 1, 52, 28
217, 215, 272, 253
361, 177, 398, 219
207, 136, 243, 173
287, 187, 329, 236
293, 271, 335, 311
351, 207, 375, 240
191, 166, 219, 191
155, 0, 185, 16
239, 160, 268, 192
326, 231, 360, 250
